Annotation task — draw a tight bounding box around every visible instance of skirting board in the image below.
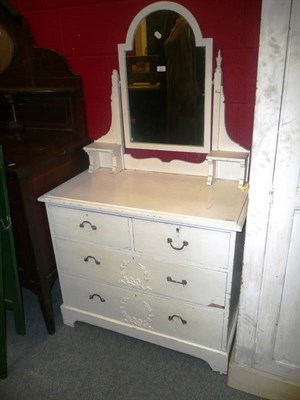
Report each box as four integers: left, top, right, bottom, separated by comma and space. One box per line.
228, 350, 300, 400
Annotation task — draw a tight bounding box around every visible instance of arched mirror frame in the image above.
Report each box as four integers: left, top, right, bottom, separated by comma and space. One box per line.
118, 1, 213, 154
84, 1, 250, 185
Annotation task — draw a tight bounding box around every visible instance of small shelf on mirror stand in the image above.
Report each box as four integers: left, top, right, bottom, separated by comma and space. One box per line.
83, 142, 123, 173
206, 151, 249, 188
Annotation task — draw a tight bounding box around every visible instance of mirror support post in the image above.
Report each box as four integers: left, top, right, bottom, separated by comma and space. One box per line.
84, 70, 125, 173
206, 51, 250, 187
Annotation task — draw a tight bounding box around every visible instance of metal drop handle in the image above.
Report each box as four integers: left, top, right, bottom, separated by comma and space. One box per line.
89, 294, 105, 303
167, 276, 187, 286
167, 238, 188, 251
84, 255, 101, 265
168, 315, 187, 325
79, 220, 97, 230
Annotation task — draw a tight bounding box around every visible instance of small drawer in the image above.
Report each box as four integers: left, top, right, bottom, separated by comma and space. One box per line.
60, 275, 224, 350
133, 219, 231, 269
48, 205, 130, 249
54, 238, 130, 283
54, 239, 227, 308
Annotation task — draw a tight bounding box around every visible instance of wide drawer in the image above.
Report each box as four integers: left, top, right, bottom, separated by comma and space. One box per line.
54, 238, 227, 307
47, 205, 130, 249
133, 219, 231, 269
60, 274, 224, 350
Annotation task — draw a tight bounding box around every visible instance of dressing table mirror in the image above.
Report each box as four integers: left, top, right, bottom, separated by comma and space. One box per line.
40, 1, 250, 374
83, 1, 249, 183
120, 6, 212, 153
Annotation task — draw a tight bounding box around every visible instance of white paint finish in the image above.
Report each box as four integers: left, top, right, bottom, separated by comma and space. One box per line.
59, 274, 224, 350
123, 153, 209, 176
211, 51, 249, 155
229, 350, 300, 400
38, 4, 249, 376
61, 305, 230, 374
206, 151, 249, 187
48, 205, 131, 249
225, 229, 245, 351
94, 70, 125, 148
252, 0, 300, 380
118, 1, 213, 154
84, 142, 123, 173
133, 219, 230, 268
84, 70, 125, 173
273, 211, 300, 367
207, 151, 249, 162
124, 2, 203, 46
235, 0, 293, 365
54, 238, 227, 307
40, 168, 248, 231
232, 0, 300, 390
41, 165, 246, 373
85, 6, 249, 178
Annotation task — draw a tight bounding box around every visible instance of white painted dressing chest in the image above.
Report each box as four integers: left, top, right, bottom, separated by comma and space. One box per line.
39, 1, 250, 374
40, 169, 247, 374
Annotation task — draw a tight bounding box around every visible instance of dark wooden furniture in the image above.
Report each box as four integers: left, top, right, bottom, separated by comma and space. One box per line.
0, 1, 89, 334
1, 145, 25, 379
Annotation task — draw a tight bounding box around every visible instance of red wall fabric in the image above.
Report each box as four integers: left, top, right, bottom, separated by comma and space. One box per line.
10, 0, 262, 159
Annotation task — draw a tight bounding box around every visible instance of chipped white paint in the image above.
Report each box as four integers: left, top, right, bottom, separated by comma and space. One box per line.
40, 168, 247, 374
39, 1, 251, 377
230, 0, 300, 395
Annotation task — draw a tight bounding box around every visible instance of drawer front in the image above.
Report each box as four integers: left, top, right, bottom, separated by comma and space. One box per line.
55, 239, 227, 307
48, 205, 130, 249
133, 219, 230, 268
60, 275, 224, 350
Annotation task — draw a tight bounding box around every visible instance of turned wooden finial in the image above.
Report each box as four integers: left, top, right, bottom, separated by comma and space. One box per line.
216, 49, 222, 70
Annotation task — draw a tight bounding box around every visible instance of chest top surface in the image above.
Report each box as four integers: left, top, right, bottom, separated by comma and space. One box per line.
39, 168, 248, 231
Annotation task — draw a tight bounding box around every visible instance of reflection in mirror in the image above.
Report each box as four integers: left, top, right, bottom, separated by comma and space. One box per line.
86, 3, 248, 177
119, 3, 212, 154
0, 25, 14, 73
127, 11, 205, 147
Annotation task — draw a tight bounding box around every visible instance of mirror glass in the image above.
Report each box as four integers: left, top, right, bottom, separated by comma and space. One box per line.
0, 25, 14, 74
127, 11, 205, 146
119, 4, 212, 154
